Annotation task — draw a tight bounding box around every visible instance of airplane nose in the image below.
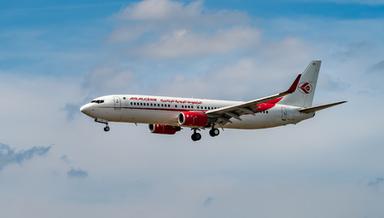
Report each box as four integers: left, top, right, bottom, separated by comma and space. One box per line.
80, 104, 93, 116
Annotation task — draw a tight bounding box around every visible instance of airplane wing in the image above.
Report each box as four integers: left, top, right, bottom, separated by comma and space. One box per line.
206, 74, 302, 126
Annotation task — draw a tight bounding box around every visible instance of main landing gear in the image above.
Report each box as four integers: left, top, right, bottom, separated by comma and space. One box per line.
191, 129, 202, 141
191, 127, 220, 141
209, 128, 220, 137
95, 118, 110, 132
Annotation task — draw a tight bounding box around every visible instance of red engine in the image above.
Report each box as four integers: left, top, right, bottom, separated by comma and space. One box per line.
149, 124, 181, 135
178, 111, 209, 127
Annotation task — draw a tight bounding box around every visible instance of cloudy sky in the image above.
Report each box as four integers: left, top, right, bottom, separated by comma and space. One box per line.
1, 0, 384, 217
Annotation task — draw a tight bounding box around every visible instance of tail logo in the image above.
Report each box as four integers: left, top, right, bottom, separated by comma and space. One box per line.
299, 82, 312, 94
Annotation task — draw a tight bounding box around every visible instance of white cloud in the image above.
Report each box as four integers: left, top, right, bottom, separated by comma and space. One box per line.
108, 0, 256, 58
0, 64, 383, 218
2, 0, 384, 217
154, 37, 314, 99
119, 0, 202, 21
138, 27, 260, 58
82, 66, 135, 95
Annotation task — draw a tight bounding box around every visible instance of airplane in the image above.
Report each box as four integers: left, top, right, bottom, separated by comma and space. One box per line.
80, 60, 346, 141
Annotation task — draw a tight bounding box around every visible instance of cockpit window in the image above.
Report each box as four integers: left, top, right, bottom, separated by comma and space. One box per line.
91, 100, 104, 104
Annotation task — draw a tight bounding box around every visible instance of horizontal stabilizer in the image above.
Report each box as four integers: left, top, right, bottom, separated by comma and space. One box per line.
299, 101, 347, 114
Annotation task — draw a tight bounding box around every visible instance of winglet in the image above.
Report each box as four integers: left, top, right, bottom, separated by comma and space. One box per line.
285, 74, 301, 94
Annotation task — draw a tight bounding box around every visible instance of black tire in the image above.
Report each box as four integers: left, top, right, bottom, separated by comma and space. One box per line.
191, 132, 201, 141
209, 129, 215, 137
209, 128, 220, 137
104, 126, 110, 132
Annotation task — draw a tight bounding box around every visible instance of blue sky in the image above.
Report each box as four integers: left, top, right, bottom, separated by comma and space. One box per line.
1, 1, 384, 218
2, 0, 384, 77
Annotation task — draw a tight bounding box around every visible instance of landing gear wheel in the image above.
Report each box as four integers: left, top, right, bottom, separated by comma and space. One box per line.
191, 132, 202, 141
209, 128, 220, 137
104, 126, 110, 132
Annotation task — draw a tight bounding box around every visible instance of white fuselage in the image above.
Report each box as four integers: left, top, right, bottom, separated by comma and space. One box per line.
80, 95, 314, 129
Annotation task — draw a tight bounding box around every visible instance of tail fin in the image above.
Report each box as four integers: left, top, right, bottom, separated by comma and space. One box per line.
280, 60, 321, 108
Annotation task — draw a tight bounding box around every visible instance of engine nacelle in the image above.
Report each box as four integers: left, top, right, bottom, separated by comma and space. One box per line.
178, 111, 209, 127
149, 124, 181, 135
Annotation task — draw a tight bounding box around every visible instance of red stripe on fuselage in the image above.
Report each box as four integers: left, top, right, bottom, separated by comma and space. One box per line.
120, 107, 208, 112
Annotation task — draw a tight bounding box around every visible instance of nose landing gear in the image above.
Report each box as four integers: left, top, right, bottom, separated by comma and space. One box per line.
104, 125, 110, 132
95, 118, 110, 132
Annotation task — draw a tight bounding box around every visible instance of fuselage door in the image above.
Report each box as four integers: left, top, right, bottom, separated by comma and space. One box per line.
114, 96, 121, 110
281, 106, 288, 121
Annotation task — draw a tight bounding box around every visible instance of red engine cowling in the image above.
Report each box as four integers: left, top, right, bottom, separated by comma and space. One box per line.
178, 111, 209, 127
149, 124, 181, 135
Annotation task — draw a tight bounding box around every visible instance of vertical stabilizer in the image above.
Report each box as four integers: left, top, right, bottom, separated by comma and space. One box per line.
280, 60, 321, 108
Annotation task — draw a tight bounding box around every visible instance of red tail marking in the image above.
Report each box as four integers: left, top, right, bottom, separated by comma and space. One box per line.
286, 74, 301, 94
299, 82, 312, 94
